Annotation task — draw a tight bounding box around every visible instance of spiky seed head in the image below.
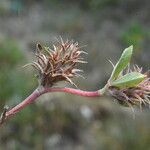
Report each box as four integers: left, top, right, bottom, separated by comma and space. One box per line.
108, 66, 150, 108
27, 38, 87, 87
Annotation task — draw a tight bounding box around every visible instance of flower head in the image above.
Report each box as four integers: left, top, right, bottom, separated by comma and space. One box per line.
26, 38, 87, 87
108, 66, 150, 108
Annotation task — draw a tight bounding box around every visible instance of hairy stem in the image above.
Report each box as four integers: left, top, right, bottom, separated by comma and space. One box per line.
0, 87, 101, 125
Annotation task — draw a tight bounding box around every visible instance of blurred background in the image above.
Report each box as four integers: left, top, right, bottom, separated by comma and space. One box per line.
0, 0, 150, 149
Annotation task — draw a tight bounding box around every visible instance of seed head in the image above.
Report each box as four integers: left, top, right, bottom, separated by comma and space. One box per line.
26, 38, 87, 87
108, 66, 150, 108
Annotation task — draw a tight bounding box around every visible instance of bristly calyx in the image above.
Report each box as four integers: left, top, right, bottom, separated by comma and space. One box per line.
25, 38, 87, 87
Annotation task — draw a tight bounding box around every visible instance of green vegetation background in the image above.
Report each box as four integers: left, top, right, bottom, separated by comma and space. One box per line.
0, 0, 150, 149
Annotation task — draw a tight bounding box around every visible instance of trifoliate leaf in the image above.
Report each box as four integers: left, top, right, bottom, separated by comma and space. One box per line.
111, 72, 146, 88
110, 45, 133, 80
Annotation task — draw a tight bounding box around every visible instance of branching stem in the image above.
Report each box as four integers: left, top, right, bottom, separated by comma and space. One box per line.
0, 86, 101, 126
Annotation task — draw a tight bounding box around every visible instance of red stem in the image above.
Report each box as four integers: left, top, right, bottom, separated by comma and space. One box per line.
5, 87, 100, 121
42, 87, 100, 97
6, 89, 41, 117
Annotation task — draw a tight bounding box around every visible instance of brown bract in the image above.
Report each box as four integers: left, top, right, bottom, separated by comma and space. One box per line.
26, 38, 87, 87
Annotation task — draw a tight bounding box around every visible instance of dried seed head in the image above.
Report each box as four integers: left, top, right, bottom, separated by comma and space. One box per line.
27, 38, 87, 87
108, 66, 150, 108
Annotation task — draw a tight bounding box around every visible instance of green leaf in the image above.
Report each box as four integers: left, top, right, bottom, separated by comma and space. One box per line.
110, 45, 133, 80
111, 72, 146, 88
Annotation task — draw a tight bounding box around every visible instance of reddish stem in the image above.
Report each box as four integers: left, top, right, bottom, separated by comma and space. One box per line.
42, 87, 100, 97
6, 89, 41, 118
2, 87, 100, 124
